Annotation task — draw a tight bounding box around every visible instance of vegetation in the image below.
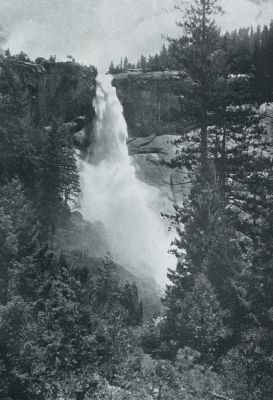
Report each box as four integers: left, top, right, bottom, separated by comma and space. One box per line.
1, 1, 273, 399
157, 2, 273, 399
109, 19, 273, 102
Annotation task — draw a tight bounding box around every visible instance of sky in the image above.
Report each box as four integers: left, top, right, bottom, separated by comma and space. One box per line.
0, 0, 273, 71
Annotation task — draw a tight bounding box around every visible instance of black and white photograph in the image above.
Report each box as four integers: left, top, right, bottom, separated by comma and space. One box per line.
0, 0, 273, 399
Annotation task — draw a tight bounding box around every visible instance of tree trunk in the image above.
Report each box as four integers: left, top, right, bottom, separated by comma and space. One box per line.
201, 107, 208, 167
200, 0, 208, 168
220, 126, 226, 196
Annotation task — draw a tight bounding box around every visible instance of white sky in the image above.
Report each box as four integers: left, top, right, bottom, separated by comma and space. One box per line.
0, 0, 272, 71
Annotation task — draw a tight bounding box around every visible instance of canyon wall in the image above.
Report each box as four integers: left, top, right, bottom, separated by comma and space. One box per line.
0, 57, 97, 125
112, 70, 186, 138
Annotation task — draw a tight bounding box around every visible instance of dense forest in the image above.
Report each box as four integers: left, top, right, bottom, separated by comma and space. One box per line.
1, 0, 273, 399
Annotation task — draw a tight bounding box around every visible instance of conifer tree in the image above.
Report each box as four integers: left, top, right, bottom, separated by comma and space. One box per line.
36, 121, 80, 236
0, 178, 39, 304
168, 0, 223, 166
123, 56, 129, 70
119, 282, 143, 326
139, 54, 147, 70
109, 60, 115, 73
175, 273, 229, 361
94, 254, 119, 307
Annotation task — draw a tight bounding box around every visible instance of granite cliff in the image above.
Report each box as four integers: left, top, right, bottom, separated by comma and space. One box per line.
0, 57, 97, 126
112, 70, 187, 203
112, 70, 186, 138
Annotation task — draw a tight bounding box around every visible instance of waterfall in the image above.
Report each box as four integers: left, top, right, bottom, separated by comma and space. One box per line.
80, 74, 175, 285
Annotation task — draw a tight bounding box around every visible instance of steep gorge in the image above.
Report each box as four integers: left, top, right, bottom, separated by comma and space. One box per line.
0, 61, 182, 308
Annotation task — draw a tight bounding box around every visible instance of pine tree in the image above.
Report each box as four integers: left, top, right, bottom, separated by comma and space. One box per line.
119, 57, 123, 71
119, 282, 143, 326
162, 162, 252, 360
36, 121, 80, 236
159, 44, 169, 70
175, 274, 229, 361
139, 54, 147, 70
109, 60, 115, 73
161, 166, 222, 359
0, 178, 39, 304
94, 254, 119, 307
168, 0, 223, 166
123, 56, 129, 70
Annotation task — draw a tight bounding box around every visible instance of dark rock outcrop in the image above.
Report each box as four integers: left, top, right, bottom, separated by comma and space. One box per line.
0, 57, 97, 125
112, 70, 186, 138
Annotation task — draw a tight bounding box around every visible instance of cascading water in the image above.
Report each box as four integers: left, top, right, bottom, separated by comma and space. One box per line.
80, 74, 175, 286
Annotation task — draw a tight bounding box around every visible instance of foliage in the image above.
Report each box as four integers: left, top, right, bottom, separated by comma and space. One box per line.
111, 18, 273, 103
158, 3, 273, 400
1, 7, 273, 400
36, 121, 80, 236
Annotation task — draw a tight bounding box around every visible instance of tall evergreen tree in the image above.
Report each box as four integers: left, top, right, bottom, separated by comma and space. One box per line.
36, 121, 80, 236
119, 281, 143, 326
168, 0, 223, 166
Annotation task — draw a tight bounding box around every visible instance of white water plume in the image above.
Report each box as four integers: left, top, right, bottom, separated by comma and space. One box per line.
80, 74, 175, 285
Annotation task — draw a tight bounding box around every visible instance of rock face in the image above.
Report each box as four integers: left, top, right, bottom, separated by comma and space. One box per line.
0, 58, 97, 125
112, 70, 189, 204
112, 70, 186, 138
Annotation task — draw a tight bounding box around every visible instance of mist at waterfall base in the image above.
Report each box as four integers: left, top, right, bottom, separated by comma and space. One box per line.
80, 74, 175, 286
